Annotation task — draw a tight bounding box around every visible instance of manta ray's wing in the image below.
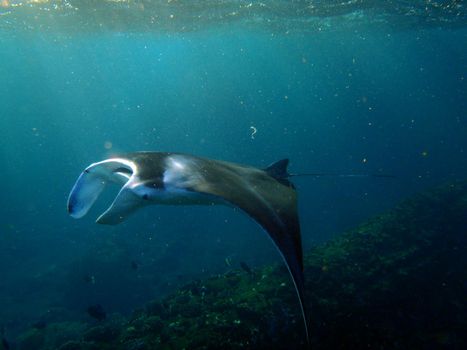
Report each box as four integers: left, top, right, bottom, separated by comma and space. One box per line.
182, 157, 308, 340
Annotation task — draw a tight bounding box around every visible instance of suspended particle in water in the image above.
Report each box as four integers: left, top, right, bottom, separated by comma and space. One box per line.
250, 126, 257, 139
104, 141, 113, 150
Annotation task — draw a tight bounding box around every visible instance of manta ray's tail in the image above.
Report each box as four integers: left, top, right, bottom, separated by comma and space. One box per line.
265, 159, 395, 180
290, 172, 395, 178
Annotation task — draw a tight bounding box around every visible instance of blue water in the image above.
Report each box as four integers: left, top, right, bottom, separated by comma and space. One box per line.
0, 11, 466, 341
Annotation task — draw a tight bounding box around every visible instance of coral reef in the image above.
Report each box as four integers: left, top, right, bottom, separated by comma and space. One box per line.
305, 181, 467, 349
16, 181, 467, 349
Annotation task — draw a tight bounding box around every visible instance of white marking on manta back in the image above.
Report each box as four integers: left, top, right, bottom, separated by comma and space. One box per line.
160, 155, 223, 206
163, 155, 203, 190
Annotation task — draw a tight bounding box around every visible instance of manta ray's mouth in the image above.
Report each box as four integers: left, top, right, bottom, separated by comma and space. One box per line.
67, 158, 136, 221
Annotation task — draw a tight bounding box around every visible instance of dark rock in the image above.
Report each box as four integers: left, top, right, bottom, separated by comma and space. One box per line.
83, 324, 120, 343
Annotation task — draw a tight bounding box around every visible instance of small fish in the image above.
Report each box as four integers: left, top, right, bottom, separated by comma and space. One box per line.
87, 304, 106, 321
131, 260, 139, 270
83, 274, 96, 284
240, 261, 254, 275
224, 257, 232, 267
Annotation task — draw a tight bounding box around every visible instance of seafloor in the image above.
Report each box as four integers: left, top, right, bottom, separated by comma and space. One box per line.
15, 181, 467, 350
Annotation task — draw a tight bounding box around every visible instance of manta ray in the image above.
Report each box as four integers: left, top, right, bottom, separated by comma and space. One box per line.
67, 152, 310, 342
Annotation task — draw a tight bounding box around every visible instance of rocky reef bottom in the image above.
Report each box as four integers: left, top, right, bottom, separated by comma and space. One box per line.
15, 181, 467, 350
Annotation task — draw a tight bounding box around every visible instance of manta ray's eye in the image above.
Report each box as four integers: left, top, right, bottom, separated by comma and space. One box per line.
142, 194, 149, 200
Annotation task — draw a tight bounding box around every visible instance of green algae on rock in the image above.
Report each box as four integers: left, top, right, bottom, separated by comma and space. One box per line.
16, 181, 467, 349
